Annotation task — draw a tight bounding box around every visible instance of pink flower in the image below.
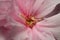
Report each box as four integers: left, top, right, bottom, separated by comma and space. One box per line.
0, 0, 60, 40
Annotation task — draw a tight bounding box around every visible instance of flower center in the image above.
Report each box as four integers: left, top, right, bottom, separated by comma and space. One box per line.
26, 17, 36, 28
21, 14, 44, 28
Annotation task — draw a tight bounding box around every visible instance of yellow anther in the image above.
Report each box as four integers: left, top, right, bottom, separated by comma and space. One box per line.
26, 16, 36, 28
20, 13, 44, 28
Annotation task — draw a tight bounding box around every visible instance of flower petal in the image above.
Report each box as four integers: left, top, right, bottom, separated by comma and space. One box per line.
35, 0, 60, 18
0, 1, 11, 26
32, 27, 55, 40
16, 0, 35, 16
36, 13, 60, 40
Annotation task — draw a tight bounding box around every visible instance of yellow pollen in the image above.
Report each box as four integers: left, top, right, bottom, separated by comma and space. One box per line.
26, 17, 36, 28
20, 13, 44, 28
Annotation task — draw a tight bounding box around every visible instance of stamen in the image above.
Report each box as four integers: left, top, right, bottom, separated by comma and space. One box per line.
21, 13, 44, 28
26, 16, 36, 28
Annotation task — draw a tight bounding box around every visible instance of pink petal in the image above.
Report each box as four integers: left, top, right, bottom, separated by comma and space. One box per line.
16, 0, 35, 16
13, 27, 55, 40
0, 0, 60, 40
35, 13, 60, 40
34, 0, 60, 18
0, 1, 11, 26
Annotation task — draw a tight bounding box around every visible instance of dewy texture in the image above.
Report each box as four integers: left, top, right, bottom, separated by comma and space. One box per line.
0, 0, 60, 40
